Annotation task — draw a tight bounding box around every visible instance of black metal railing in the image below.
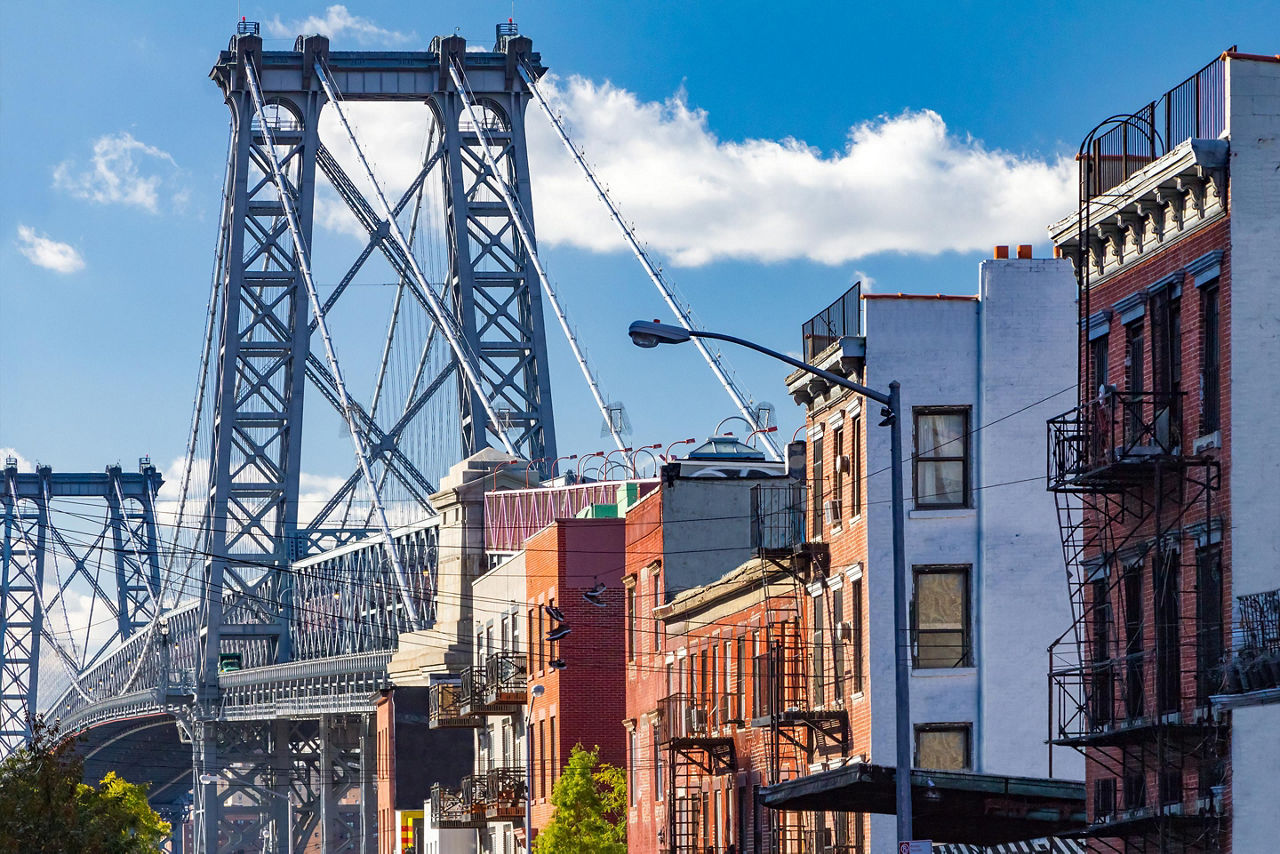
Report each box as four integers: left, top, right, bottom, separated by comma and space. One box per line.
1221, 588, 1280, 694
428, 680, 479, 727
1082, 54, 1227, 200
483, 767, 527, 820
802, 281, 862, 362
430, 777, 486, 828
657, 693, 712, 743
1047, 391, 1183, 489
483, 653, 527, 705
459, 665, 485, 713
237, 20, 260, 35
750, 483, 806, 552
1050, 654, 1151, 741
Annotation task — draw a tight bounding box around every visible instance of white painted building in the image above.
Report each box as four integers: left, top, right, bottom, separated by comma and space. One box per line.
786, 257, 1084, 850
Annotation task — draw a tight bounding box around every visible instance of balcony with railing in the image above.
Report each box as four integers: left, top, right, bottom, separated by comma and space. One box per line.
428, 679, 481, 729
751, 483, 807, 553
751, 645, 846, 741
455, 654, 529, 717
1080, 55, 1226, 203
1218, 588, 1280, 697
802, 281, 863, 364
430, 776, 487, 829
657, 693, 735, 778
481, 767, 528, 822
1047, 391, 1185, 491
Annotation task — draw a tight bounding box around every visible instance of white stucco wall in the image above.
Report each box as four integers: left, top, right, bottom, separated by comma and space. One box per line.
861, 261, 1081, 788
1226, 56, 1280, 603
1225, 54, 1280, 854
1230, 701, 1280, 852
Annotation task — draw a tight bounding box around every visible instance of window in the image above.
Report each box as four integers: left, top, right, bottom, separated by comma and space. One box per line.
914, 723, 971, 770
812, 590, 826, 703
851, 415, 863, 517
626, 584, 636, 661
1196, 544, 1224, 706
1200, 281, 1221, 433
527, 608, 536, 672
1124, 321, 1145, 446
811, 434, 825, 536
912, 566, 971, 668
537, 720, 546, 799
652, 723, 664, 801
549, 716, 557, 788
850, 575, 864, 694
629, 726, 638, 804
536, 606, 544, 670
1122, 563, 1144, 720
832, 424, 845, 522
1153, 546, 1181, 715
831, 586, 845, 698
913, 408, 970, 509
1090, 333, 1110, 396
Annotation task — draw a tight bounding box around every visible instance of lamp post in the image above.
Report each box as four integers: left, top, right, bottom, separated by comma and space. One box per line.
198, 773, 293, 854
628, 320, 913, 845
526, 683, 546, 850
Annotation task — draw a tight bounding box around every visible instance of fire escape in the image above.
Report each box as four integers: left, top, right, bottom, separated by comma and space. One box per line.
660, 692, 737, 853
428, 652, 529, 833
747, 484, 846, 853
1047, 386, 1224, 853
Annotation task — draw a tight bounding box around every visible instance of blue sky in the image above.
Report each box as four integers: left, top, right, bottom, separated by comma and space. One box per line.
1, 0, 1274, 489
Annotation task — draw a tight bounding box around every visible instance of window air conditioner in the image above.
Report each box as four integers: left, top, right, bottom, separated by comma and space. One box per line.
836, 454, 852, 473
837, 621, 853, 643
823, 500, 839, 524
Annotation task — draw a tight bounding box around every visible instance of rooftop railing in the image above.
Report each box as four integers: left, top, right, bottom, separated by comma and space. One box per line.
802, 280, 862, 363
1082, 54, 1228, 201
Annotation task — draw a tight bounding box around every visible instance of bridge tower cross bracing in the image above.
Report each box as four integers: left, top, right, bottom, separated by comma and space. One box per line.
191, 25, 561, 853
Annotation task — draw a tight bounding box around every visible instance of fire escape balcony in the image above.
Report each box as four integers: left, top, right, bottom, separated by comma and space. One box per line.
480, 766, 528, 822
1050, 656, 1220, 748
430, 776, 488, 829
750, 647, 848, 749
428, 679, 481, 729
454, 654, 529, 717
658, 693, 735, 775
1218, 588, 1280, 698
1047, 390, 1186, 492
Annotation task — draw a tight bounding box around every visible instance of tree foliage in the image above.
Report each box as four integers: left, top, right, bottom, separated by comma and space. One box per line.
533, 744, 626, 854
0, 717, 170, 854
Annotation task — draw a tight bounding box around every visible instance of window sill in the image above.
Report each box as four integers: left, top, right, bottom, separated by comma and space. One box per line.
911, 666, 978, 678
909, 507, 975, 520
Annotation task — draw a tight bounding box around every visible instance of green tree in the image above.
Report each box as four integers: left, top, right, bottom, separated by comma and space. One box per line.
533, 744, 626, 854
0, 717, 170, 854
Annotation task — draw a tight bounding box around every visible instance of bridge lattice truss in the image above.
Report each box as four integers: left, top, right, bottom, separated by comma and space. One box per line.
1, 21, 777, 854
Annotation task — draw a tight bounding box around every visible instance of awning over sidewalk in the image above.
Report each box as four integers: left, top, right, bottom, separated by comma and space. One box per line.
759, 763, 1086, 846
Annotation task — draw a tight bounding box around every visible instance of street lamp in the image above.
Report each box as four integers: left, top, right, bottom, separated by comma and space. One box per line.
525, 683, 546, 850
197, 773, 294, 854
628, 319, 913, 845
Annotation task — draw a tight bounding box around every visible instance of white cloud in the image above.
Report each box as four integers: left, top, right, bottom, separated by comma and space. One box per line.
307, 77, 1074, 268
15, 226, 85, 274
852, 270, 876, 293
53, 132, 183, 213
525, 77, 1076, 266
266, 5, 416, 46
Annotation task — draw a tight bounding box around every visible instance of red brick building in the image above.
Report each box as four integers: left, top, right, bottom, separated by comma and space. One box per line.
525, 516, 629, 843
1045, 51, 1280, 853
622, 440, 820, 853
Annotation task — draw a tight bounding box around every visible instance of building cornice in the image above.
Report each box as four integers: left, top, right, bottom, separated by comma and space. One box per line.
1049, 139, 1229, 285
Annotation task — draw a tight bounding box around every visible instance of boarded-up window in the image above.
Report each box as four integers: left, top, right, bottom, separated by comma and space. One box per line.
912, 566, 971, 668
915, 724, 971, 770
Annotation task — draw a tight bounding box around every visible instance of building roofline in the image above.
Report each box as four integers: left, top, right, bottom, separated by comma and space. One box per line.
862, 293, 978, 301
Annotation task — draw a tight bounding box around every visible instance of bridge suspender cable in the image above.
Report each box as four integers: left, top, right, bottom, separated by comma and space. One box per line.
516, 61, 782, 462
446, 58, 627, 456
310, 60, 520, 460
242, 57, 423, 632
